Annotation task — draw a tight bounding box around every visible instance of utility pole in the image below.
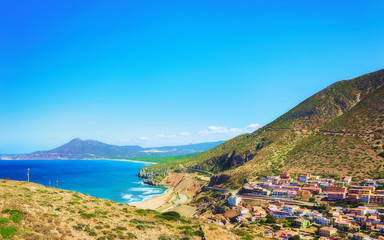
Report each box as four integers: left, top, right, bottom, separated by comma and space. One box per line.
27, 168, 30, 182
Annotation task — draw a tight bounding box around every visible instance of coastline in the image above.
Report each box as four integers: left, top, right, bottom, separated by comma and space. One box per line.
0, 158, 158, 165
131, 187, 173, 210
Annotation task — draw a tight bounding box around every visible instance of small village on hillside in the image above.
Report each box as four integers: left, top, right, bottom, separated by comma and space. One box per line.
196, 173, 384, 240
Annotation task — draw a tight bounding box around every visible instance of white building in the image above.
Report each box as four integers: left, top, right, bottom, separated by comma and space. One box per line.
228, 196, 241, 206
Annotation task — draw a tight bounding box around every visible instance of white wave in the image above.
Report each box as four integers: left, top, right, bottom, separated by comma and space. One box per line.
129, 187, 162, 195
121, 194, 134, 200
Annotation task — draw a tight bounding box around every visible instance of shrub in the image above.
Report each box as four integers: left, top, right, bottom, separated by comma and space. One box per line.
135, 209, 156, 216
135, 224, 153, 230
158, 234, 171, 240
230, 229, 252, 238
156, 211, 181, 221
265, 215, 276, 223
127, 232, 137, 239
11, 213, 22, 223
289, 235, 300, 240
73, 223, 85, 231
114, 226, 127, 231
0, 218, 9, 224
0, 226, 18, 238
80, 213, 96, 219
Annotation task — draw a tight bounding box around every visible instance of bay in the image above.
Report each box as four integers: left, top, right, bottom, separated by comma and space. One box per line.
0, 160, 166, 204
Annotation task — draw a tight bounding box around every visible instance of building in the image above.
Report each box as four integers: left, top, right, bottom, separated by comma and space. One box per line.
360, 194, 370, 203
369, 194, 384, 204
343, 176, 352, 185
279, 173, 292, 184
293, 218, 311, 228
376, 189, 384, 194
327, 192, 346, 201
228, 196, 241, 206
326, 185, 347, 193
275, 230, 298, 240
335, 220, 351, 229
348, 194, 360, 201
241, 185, 271, 196
362, 186, 375, 193
364, 179, 375, 185
348, 188, 371, 199
313, 216, 329, 225
270, 209, 292, 218
356, 206, 368, 216
287, 191, 297, 199
282, 185, 300, 192
299, 174, 311, 182
302, 186, 322, 194
319, 227, 337, 237
296, 190, 312, 200
271, 190, 289, 198
282, 205, 299, 213
353, 233, 371, 240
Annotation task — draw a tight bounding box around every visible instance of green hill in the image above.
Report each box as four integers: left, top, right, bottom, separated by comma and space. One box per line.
146, 69, 384, 185
0, 139, 224, 161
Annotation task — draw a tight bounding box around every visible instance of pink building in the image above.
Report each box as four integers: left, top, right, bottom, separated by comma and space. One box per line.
327, 192, 346, 201
302, 187, 322, 194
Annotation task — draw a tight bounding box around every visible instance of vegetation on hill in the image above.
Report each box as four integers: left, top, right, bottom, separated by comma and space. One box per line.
0, 180, 234, 240
145, 69, 384, 184
131, 153, 201, 163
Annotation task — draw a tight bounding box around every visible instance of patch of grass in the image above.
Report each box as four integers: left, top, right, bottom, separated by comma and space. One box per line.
135, 209, 157, 216
135, 224, 153, 230
0, 218, 9, 224
156, 211, 181, 221
80, 213, 96, 219
0, 226, 17, 238
10, 212, 22, 223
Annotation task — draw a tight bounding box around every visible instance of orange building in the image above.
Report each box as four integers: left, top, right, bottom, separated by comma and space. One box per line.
326, 185, 346, 193
319, 227, 337, 237
370, 194, 384, 204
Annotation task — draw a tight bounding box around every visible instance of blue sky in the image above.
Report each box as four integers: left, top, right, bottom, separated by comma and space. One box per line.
1, 1, 384, 153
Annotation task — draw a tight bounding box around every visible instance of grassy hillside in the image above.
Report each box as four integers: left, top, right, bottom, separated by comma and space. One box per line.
0, 180, 235, 240
146, 69, 384, 184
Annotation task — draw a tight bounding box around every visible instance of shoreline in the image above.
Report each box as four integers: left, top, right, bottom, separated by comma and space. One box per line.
131, 187, 173, 210
0, 158, 158, 165
0, 159, 165, 207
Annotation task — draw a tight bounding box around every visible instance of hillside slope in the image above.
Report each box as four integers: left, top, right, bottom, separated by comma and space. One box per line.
0, 180, 235, 240
147, 69, 384, 184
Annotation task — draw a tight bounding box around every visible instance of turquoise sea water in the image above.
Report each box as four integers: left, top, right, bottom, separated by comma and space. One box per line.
0, 160, 167, 204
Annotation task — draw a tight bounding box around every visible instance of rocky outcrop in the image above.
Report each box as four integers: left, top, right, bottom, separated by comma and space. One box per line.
189, 149, 257, 174
138, 167, 168, 186
208, 174, 231, 187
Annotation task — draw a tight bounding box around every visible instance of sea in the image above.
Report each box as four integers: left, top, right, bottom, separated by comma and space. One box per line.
0, 160, 167, 204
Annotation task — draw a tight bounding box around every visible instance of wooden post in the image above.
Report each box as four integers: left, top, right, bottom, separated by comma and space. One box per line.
27, 168, 30, 182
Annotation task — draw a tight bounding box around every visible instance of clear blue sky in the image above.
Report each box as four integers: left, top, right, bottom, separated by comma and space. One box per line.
1, 0, 384, 153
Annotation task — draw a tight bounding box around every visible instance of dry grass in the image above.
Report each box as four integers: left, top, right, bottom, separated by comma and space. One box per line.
0, 180, 236, 240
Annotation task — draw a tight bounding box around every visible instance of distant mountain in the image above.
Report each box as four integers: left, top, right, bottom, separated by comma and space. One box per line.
0, 139, 224, 160
148, 69, 384, 181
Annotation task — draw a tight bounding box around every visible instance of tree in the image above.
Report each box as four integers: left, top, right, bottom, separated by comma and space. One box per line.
289, 235, 301, 240
265, 215, 276, 224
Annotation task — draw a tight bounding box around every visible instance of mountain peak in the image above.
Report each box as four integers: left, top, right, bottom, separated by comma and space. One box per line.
70, 138, 83, 142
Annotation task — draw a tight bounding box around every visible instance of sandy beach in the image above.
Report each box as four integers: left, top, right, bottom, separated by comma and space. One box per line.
131, 187, 173, 210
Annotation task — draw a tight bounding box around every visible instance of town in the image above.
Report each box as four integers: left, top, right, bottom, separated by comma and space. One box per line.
198, 173, 384, 240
